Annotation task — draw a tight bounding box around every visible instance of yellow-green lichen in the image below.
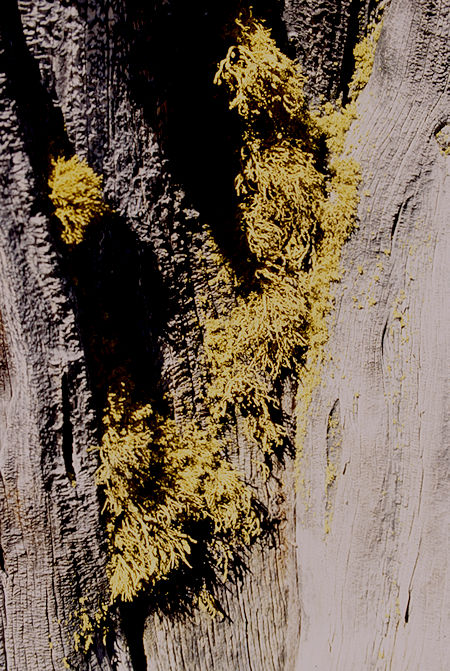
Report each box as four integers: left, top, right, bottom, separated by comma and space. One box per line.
325, 460, 337, 488
48, 155, 107, 244
71, 598, 109, 654
208, 15, 360, 468
96, 380, 260, 604
65, 7, 383, 647
348, 19, 383, 99
436, 125, 450, 155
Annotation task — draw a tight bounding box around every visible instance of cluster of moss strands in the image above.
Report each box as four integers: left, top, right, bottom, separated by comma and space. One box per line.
96, 380, 260, 604
349, 13, 383, 99
208, 16, 360, 459
46, 155, 261, 619
47, 10, 382, 635
71, 599, 109, 654
48, 155, 107, 244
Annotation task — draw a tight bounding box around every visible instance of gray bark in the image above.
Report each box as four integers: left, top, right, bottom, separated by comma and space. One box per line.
0, 5, 132, 669
0, 0, 448, 670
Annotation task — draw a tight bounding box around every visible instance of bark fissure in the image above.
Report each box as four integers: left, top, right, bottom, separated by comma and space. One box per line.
339, 0, 365, 104
404, 590, 411, 623
61, 373, 76, 487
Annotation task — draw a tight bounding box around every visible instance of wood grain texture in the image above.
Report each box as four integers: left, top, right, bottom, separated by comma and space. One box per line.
295, 0, 450, 668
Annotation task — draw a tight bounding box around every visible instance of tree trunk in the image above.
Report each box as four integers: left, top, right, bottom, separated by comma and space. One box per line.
0, 1, 448, 670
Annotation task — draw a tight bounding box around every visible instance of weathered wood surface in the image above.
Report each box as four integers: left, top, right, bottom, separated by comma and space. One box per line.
295, 0, 450, 668
283, 0, 374, 99
0, 0, 448, 669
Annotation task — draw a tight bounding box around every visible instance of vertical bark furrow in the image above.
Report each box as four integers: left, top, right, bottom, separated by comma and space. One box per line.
0, 310, 11, 402
283, 0, 377, 99
0, 17, 132, 669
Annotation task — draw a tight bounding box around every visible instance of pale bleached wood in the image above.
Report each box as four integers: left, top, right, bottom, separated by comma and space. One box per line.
295, 1, 450, 668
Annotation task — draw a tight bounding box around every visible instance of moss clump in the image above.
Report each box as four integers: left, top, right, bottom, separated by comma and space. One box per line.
48, 155, 107, 244
96, 380, 260, 603
65, 9, 382, 636
71, 598, 109, 654
348, 13, 383, 99
436, 124, 450, 155
207, 16, 360, 457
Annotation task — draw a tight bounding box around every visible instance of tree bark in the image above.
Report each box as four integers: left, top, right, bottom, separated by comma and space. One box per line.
0, 5, 132, 669
0, 0, 448, 670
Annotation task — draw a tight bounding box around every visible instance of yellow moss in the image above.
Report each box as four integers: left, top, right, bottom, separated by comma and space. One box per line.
197, 585, 224, 620
76, 9, 383, 634
436, 126, 450, 154
71, 599, 109, 654
348, 21, 382, 99
210, 15, 360, 462
96, 380, 260, 603
214, 17, 310, 127
48, 155, 107, 244
324, 510, 333, 535
325, 461, 337, 488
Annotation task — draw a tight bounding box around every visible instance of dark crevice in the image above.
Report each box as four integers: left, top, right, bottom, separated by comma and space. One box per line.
61, 373, 76, 486
327, 400, 341, 436
0, 0, 73, 206
326, 399, 342, 497
124, 0, 288, 277
119, 599, 148, 671
0, 545, 5, 573
339, 0, 363, 104
381, 319, 388, 357
326, 399, 341, 454
66, 214, 168, 415
391, 196, 411, 241
433, 118, 450, 137
404, 590, 411, 623
0, 309, 11, 401
391, 204, 402, 241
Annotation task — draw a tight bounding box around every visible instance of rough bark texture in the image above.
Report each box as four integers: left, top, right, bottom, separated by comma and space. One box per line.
0, 0, 448, 670
0, 5, 133, 669
283, 0, 371, 98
